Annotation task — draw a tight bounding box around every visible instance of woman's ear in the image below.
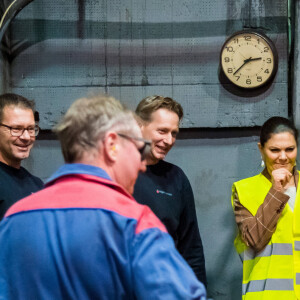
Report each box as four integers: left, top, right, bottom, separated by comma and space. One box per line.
257, 142, 265, 166
257, 142, 263, 155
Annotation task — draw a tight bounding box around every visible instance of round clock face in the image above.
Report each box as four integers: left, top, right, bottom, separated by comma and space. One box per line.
220, 31, 278, 89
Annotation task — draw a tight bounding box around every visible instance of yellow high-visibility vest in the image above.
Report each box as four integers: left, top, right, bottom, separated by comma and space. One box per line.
232, 172, 300, 300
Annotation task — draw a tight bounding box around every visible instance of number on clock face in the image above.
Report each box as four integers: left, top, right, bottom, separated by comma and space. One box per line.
220, 32, 277, 88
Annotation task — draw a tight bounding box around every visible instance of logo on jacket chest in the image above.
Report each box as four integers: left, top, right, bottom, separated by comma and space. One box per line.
156, 189, 172, 197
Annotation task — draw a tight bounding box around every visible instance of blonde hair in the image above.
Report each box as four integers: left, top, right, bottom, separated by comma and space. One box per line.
135, 95, 183, 123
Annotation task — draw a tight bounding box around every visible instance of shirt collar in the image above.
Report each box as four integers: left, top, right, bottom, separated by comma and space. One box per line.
46, 163, 112, 185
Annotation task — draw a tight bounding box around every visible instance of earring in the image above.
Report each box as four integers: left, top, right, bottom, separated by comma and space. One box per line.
261, 157, 265, 168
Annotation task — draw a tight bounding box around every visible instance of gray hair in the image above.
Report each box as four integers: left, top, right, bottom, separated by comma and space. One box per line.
54, 94, 137, 163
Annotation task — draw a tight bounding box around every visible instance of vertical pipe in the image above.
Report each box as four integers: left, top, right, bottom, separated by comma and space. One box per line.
0, 51, 9, 94
0, 0, 35, 93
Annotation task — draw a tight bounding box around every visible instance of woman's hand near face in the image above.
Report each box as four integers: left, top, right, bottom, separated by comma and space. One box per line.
271, 168, 293, 192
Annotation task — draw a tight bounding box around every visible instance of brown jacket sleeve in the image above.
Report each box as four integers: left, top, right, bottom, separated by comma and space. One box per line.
233, 186, 290, 253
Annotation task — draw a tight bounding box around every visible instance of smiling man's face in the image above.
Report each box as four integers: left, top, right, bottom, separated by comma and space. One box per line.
0, 105, 36, 168
141, 108, 179, 165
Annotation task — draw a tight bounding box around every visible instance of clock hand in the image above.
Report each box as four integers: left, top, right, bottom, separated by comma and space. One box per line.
233, 57, 262, 75
233, 57, 252, 75
248, 57, 262, 62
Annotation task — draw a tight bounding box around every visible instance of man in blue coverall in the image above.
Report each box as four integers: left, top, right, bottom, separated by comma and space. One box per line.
0, 94, 206, 299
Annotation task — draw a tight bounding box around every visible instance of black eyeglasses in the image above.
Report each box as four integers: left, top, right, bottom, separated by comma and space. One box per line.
117, 133, 151, 161
0, 123, 39, 137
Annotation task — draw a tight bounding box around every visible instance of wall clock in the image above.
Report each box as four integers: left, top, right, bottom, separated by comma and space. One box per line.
220, 30, 278, 89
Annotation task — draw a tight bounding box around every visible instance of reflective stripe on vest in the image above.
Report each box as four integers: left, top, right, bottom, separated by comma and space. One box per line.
240, 243, 293, 261
243, 278, 294, 294
295, 241, 300, 251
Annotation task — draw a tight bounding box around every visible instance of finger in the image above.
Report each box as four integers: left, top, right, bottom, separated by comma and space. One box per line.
272, 169, 292, 181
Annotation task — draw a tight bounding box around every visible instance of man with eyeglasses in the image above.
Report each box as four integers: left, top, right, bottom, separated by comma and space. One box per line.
0, 93, 43, 220
0, 94, 206, 299
134, 95, 207, 287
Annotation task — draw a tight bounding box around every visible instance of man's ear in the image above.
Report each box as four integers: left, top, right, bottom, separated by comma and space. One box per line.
103, 131, 118, 162
135, 115, 144, 129
139, 120, 149, 134
140, 123, 144, 133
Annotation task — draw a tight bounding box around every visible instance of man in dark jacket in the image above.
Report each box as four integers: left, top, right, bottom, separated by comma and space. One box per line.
134, 95, 207, 287
0, 93, 43, 220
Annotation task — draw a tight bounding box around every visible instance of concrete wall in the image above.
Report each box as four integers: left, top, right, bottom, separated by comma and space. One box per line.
0, 0, 293, 299
5, 0, 288, 129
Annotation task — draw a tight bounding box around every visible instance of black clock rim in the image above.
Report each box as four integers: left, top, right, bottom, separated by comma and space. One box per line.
219, 29, 278, 89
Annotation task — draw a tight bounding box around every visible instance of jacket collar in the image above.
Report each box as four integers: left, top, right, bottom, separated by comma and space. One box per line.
45, 163, 111, 185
